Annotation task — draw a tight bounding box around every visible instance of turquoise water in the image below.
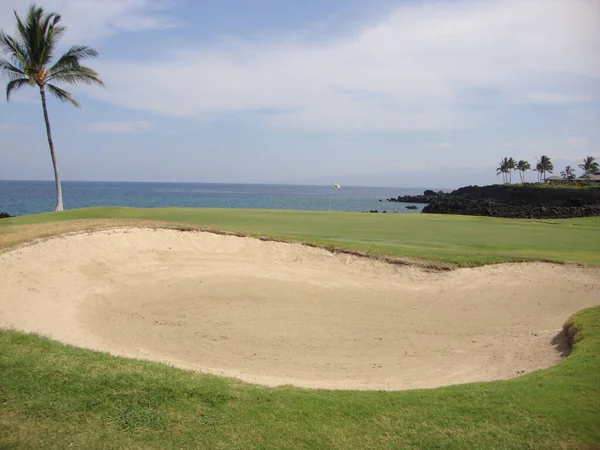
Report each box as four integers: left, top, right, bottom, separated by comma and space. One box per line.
0, 181, 427, 216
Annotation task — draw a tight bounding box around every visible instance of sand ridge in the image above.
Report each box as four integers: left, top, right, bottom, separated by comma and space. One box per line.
1, 227, 598, 390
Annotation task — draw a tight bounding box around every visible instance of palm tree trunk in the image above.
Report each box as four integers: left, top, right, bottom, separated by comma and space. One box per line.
39, 86, 64, 211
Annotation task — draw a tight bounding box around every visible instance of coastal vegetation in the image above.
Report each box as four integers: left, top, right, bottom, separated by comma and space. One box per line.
535, 155, 554, 182
495, 157, 516, 184
496, 155, 599, 184
561, 165, 576, 180
0, 4, 104, 211
0, 210, 599, 449
580, 155, 600, 176
515, 159, 530, 183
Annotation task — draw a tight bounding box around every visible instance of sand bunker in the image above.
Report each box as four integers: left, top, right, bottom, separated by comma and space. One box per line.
1, 228, 599, 390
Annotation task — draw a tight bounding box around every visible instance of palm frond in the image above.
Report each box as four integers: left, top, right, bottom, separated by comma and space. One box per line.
46, 83, 80, 107
0, 31, 29, 67
0, 57, 26, 81
47, 65, 104, 86
40, 21, 65, 66
13, 7, 33, 62
49, 45, 99, 72
13, 5, 64, 68
41, 10, 65, 65
6, 77, 31, 101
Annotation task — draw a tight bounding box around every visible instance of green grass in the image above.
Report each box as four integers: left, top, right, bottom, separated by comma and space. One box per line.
2, 206, 600, 266
1, 208, 600, 448
2, 308, 599, 449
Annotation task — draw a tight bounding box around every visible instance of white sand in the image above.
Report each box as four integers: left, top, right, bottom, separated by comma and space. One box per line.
1, 228, 598, 390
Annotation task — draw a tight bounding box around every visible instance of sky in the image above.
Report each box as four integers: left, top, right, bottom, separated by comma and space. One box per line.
0, 0, 599, 188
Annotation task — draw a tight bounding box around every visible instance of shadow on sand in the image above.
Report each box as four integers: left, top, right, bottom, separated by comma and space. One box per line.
551, 330, 572, 357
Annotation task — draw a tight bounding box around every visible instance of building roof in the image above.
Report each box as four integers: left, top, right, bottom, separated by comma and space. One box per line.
577, 172, 600, 181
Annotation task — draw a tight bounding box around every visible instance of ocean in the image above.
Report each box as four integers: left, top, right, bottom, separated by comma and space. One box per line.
0, 180, 428, 216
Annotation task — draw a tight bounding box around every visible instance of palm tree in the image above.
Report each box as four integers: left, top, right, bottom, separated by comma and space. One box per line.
496, 157, 510, 184
560, 165, 576, 180
579, 155, 599, 177
516, 160, 530, 183
0, 5, 104, 211
535, 155, 553, 182
496, 157, 516, 184
506, 157, 516, 183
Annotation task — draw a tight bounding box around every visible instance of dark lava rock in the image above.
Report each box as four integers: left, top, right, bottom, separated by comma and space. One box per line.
405, 205, 418, 210
422, 185, 600, 219
387, 190, 446, 203
0, 212, 13, 219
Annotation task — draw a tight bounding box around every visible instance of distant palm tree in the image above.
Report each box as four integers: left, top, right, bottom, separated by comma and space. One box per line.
506, 157, 516, 183
579, 155, 599, 176
560, 165, 576, 180
535, 155, 554, 182
516, 160, 530, 183
496, 157, 510, 184
0, 5, 104, 211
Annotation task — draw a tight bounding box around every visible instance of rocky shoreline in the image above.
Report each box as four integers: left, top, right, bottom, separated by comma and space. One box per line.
388, 185, 600, 219
387, 190, 446, 204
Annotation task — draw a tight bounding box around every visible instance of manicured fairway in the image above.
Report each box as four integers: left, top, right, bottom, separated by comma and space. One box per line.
1, 207, 599, 265
1, 208, 599, 449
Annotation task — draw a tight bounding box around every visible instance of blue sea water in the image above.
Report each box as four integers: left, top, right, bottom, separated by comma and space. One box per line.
0, 180, 428, 216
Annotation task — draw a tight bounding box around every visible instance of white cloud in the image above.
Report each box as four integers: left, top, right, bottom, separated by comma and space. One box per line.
2, 0, 599, 133
79, 120, 153, 133
0, 123, 33, 132
0, 0, 178, 43
79, 0, 600, 131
